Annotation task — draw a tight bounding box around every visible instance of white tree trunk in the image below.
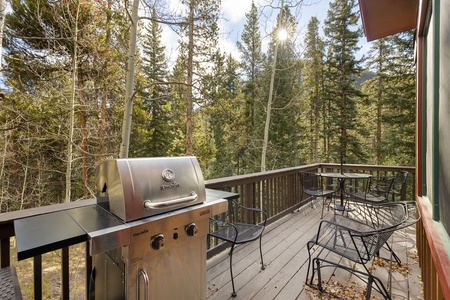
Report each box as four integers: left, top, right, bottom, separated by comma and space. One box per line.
119, 0, 140, 158
65, 3, 80, 203
261, 0, 284, 172
0, 0, 6, 76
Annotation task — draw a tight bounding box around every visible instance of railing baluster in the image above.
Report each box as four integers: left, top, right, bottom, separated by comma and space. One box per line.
62, 246, 69, 299
34, 255, 42, 300
86, 242, 92, 300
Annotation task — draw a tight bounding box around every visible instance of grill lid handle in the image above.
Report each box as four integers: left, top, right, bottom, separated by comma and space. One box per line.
143, 192, 198, 209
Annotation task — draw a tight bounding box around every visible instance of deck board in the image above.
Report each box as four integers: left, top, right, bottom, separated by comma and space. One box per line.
206, 200, 424, 300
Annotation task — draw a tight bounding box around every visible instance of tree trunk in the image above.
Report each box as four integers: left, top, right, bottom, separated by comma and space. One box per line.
65, 3, 80, 203
79, 81, 89, 198
376, 45, 383, 165
99, 0, 112, 158
261, 0, 284, 172
0, 0, 5, 76
119, 0, 140, 158
186, 0, 195, 155
261, 45, 276, 172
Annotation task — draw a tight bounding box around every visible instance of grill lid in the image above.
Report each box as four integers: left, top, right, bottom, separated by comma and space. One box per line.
95, 156, 206, 222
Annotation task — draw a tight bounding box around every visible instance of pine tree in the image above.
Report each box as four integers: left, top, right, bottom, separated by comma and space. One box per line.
302, 17, 325, 163
167, 48, 189, 156
200, 51, 243, 178
323, 0, 366, 164
361, 31, 415, 166
132, 9, 173, 157
181, 0, 220, 155
363, 38, 390, 165
236, 0, 264, 173
381, 31, 416, 166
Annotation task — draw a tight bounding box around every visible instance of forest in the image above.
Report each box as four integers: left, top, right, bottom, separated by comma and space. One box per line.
0, 0, 416, 212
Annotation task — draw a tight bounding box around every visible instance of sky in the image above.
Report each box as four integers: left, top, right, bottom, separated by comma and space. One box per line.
161, 0, 371, 66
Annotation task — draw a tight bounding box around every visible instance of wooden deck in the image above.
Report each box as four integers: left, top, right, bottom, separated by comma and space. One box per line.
206, 200, 424, 300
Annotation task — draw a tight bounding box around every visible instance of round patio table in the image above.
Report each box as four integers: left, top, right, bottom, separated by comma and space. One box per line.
319, 172, 372, 211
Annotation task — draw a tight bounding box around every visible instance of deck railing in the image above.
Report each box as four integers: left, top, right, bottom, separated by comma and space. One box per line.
0, 163, 415, 299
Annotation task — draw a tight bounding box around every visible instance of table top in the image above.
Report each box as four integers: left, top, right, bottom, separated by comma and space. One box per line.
319, 172, 372, 179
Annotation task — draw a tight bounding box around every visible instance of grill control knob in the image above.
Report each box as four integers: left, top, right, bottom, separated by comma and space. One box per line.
185, 223, 198, 237
151, 234, 165, 250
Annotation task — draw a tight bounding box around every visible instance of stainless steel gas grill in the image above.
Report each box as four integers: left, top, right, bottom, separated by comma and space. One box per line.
14, 156, 236, 300
95, 157, 206, 221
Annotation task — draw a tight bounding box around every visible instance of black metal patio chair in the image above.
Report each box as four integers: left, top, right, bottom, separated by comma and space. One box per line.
305, 201, 419, 299
389, 171, 408, 201
347, 200, 421, 264
208, 199, 266, 297
347, 175, 394, 205
300, 172, 337, 218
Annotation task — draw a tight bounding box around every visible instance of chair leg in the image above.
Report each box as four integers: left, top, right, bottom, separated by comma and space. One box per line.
229, 244, 237, 297
366, 276, 373, 300
315, 259, 323, 291
259, 235, 265, 270
320, 197, 325, 219
306, 242, 317, 287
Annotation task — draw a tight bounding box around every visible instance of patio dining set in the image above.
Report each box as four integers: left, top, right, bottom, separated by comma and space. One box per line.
300, 170, 420, 299
208, 169, 416, 299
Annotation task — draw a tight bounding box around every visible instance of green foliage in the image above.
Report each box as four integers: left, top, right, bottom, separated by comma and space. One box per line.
362, 31, 416, 166
323, 0, 367, 164
129, 10, 174, 158
0, 0, 416, 211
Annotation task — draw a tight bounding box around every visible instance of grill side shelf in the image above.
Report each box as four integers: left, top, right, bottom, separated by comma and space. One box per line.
14, 211, 87, 261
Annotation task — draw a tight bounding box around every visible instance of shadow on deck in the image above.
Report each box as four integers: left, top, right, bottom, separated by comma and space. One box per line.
206, 200, 424, 300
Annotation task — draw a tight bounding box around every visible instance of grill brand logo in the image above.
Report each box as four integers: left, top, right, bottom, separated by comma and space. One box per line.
200, 209, 210, 216
160, 181, 181, 190
133, 228, 148, 237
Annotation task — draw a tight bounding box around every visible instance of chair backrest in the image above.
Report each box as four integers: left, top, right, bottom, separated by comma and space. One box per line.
299, 172, 320, 191
391, 171, 408, 194
369, 201, 407, 228
371, 176, 395, 198
345, 174, 371, 194
332, 202, 407, 262
358, 225, 399, 262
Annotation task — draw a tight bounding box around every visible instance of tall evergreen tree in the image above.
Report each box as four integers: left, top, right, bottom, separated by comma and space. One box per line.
362, 31, 415, 166
302, 16, 325, 163
236, 0, 264, 173
323, 0, 366, 164
199, 51, 244, 178
362, 38, 390, 165
381, 31, 416, 166
131, 9, 173, 157
167, 47, 189, 156
180, 0, 220, 155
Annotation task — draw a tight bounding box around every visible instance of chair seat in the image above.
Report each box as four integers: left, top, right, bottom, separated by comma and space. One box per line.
209, 223, 265, 244
311, 214, 385, 263
347, 191, 387, 203
304, 188, 335, 197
